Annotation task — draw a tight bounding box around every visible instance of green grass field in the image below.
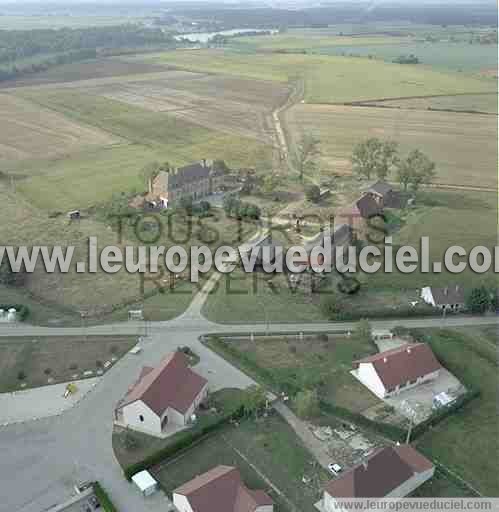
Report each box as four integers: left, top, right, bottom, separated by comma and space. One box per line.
152, 414, 326, 511
140, 49, 495, 103
12, 89, 272, 209
316, 42, 497, 73
365, 189, 497, 291
415, 328, 498, 496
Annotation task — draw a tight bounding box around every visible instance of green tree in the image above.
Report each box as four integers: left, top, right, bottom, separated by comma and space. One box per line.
351, 138, 399, 180
353, 319, 372, 345
244, 385, 267, 418
466, 286, 491, 314
305, 184, 321, 203
296, 134, 321, 181
294, 389, 320, 419
397, 149, 436, 192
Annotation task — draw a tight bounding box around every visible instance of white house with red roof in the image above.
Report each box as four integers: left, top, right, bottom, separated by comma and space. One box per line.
173, 465, 273, 512
352, 343, 441, 399
115, 351, 208, 437
322, 444, 434, 511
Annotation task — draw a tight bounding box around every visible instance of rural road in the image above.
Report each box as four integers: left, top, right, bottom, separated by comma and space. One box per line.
0, 274, 496, 512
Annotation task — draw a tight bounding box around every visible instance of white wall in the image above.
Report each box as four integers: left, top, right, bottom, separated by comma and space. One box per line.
356, 363, 387, 398
122, 400, 161, 435
255, 504, 273, 512
173, 493, 194, 512
420, 287, 435, 307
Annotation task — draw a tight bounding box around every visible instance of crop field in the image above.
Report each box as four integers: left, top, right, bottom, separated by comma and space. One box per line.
363, 93, 498, 115
139, 49, 495, 104
0, 57, 170, 88
0, 93, 119, 168
80, 72, 290, 143
284, 104, 497, 188
9, 89, 272, 208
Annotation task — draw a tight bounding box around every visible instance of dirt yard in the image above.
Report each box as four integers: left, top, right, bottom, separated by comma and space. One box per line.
0, 335, 136, 392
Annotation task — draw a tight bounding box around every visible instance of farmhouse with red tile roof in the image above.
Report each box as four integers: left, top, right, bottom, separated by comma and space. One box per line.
322, 444, 434, 510
173, 465, 274, 512
114, 351, 208, 437
352, 343, 441, 399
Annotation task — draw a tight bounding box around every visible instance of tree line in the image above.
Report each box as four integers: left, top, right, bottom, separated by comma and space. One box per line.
0, 25, 175, 65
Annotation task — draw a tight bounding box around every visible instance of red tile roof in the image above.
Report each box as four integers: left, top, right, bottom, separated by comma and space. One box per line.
325, 445, 433, 498
174, 465, 273, 512
354, 343, 441, 390
118, 351, 207, 416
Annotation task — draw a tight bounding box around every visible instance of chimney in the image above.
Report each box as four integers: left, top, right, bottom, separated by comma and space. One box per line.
407, 347, 411, 354
383, 357, 388, 363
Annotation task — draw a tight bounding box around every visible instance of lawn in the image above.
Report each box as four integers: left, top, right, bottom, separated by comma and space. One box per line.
0, 335, 135, 392
140, 49, 495, 104
152, 413, 326, 512
413, 328, 499, 497
205, 333, 379, 412
364, 189, 497, 291
284, 103, 498, 188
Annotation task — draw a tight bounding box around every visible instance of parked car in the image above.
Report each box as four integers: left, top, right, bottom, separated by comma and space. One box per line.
328, 463, 342, 476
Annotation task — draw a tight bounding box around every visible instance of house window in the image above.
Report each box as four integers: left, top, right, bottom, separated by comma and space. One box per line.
139, 415, 144, 422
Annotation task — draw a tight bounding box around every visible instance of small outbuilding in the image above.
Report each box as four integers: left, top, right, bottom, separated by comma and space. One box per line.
132, 470, 159, 497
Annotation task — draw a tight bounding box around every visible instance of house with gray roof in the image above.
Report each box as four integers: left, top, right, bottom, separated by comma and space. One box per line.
420, 285, 465, 311
149, 160, 227, 207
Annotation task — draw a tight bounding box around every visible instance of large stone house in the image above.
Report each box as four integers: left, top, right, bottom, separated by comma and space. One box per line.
148, 160, 227, 207
352, 343, 441, 399
173, 465, 273, 512
114, 351, 208, 437
322, 444, 434, 510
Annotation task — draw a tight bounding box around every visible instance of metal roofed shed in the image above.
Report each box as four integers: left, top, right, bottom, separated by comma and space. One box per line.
132, 470, 159, 497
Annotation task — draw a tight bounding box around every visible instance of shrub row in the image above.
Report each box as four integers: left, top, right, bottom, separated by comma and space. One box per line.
93, 482, 118, 512
123, 406, 245, 481
0, 304, 29, 321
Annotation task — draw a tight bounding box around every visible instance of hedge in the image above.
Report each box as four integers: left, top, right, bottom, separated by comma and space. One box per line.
0, 304, 29, 321
123, 405, 245, 481
93, 482, 118, 512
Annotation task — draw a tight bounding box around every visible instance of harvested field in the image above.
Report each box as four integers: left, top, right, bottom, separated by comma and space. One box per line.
284, 103, 497, 188
0, 57, 169, 89
87, 74, 290, 142
362, 93, 498, 115
0, 93, 119, 168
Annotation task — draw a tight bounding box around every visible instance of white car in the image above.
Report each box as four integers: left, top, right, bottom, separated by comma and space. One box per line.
328, 463, 342, 476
